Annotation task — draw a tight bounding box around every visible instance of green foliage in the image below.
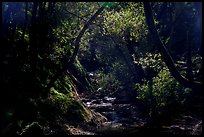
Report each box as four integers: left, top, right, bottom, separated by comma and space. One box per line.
50, 24, 75, 65
135, 68, 191, 116
103, 2, 147, 42
135, 53, 165, 73
1, 1, 202, 135
93, 70, 121, 93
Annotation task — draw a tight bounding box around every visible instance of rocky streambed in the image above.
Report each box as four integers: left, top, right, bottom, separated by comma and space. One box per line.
80, 93, 202, 135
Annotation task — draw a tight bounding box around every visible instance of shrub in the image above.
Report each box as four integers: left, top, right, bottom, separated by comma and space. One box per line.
134, 52, 165, 73
90, 69, 121, 94
135, 67, 191, 118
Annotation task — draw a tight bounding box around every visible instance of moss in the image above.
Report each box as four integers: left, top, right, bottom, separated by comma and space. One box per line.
65, 99, 90, 122
53, 75, 74, 96
47, 69, 91, 123
49, 87, 73, 114
48, 87, 90, 122
73, 58, 94, 92
74, 58, 84, 75
76, 100, 90, 122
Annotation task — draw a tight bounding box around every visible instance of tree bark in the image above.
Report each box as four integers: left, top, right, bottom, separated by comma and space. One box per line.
143, 2, 202, 90
68, 7, 104, 66
29, 2, 38, 78
124, 28, 145, 82
186, 31, 193, 80
21, 2, 28, 41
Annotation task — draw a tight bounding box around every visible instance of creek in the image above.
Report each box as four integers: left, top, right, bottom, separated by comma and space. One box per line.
80, 93, 202, 135
81, 94, 149, 135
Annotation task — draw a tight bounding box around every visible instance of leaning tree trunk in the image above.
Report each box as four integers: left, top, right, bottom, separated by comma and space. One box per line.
68, 7, 104, 65
143, 2, 202, 91
44, 7, 104, 98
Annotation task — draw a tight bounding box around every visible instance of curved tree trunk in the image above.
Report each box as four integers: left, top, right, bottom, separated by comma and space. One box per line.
44, 7, 104, 98
68, 7, 104, 65
143, 2, 202, 91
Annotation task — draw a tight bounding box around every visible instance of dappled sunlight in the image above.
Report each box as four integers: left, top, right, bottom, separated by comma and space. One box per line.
1, 2, 202, 136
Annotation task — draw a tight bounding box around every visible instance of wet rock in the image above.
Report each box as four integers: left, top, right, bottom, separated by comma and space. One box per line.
104, 96, 116, 103
90, 103, 113, 112
111, 122, 123, 128
92, 99, 103, 104
102, 122, 112, 127
102, 112, 117, 121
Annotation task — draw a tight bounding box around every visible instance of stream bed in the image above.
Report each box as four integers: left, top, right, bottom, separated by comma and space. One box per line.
82, 95, 151, 135
80, 94, 202, 135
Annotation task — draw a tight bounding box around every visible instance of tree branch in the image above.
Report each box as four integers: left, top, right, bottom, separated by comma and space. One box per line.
64, 9, 88, 22
67, 6, 104, 66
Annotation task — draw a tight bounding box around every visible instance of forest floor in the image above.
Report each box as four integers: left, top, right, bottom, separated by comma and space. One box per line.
70, 92, 202, 135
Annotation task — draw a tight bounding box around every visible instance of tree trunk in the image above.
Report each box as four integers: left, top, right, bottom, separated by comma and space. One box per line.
48, 2, 56, 16
44, 7, 104, 98
148, 79, 156, 126
124, 28, 145, 82
21, 2, 28, 41
186, 31, 193, 80
143, 2, 202, 91
29, 2, 38, 78
68, 7, 104, 66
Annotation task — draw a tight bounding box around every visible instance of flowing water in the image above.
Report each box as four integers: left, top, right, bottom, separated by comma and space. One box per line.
81, 95, 147, 135
81, 94, 202, 135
